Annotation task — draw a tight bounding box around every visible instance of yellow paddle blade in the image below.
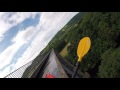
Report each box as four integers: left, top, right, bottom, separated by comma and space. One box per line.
77, 37, 91, 62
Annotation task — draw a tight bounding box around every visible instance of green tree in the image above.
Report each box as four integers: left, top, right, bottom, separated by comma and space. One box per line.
99, 48, 120, 78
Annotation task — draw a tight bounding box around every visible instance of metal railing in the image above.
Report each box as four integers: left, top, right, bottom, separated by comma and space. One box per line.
4, 49, 52, 78
4, 60, 33, 78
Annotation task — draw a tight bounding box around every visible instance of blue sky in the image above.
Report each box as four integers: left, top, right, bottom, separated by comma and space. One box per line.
0, 12, 78, 78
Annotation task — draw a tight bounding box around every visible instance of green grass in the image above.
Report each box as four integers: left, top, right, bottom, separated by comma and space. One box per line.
60, 42, 71, 57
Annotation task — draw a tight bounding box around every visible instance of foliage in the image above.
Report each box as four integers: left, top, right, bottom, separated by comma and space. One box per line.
99, 48, 120, 78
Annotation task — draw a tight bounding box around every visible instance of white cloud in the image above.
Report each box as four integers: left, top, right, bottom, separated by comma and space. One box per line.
0, 25, 39, 77
0, 12, 78, 78
0, 66, 10, 78
0, 38, 24, 70
0, 35, 4, 42
12, 26, 38, 44
0, 12, 39, 42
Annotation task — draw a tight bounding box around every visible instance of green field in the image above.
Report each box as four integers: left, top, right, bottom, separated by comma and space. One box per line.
60, 42, 71, 57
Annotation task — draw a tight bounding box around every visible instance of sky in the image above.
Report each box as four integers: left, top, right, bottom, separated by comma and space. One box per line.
0, 12, 78, 78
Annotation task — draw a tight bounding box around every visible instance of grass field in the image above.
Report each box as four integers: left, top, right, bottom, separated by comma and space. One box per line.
60, 42, 71, 57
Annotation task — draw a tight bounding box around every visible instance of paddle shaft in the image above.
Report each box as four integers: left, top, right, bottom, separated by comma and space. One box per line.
72, 61, 80, 78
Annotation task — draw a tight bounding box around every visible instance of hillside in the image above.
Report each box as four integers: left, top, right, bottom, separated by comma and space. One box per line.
23, 12, 120, 78
42, 12, 85, 54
